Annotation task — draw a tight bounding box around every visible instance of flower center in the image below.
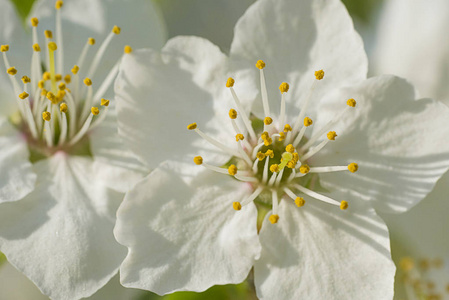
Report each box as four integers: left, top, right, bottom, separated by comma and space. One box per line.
1, 0, 131, 160
188, 60, 358, 224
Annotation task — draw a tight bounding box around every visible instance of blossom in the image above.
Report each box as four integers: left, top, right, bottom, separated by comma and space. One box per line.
0, 0, 165, 298
114, 0, 449, 298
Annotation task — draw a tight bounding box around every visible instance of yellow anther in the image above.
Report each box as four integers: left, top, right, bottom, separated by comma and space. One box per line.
64, 74, 71, 83
283, 124, 292, 132
340, 200, 349, 210
41, 88, 48, 96
42, 111, 51, 121
44, 30, 53, 39
269, 214, 279, 224
315, 69, 324, 80
261, 131, 269, 140
187, 123, 197, 130
279, 132, 285, 141
235, 134, 244, 141
58, 82, 66, 90
265, 149, 274, 158
91, 107, 100, 115
270, 164, 280, 173
264, 117, 273, 125
88, 37, 95, 45
42, 72, 51, 80
48, 42, 57, 51
279, 82, 289, 93
228, 164, 237, 176
71, 65, 79, 75
112, 25, 121, 34
55, 0, 63, 9
7, 67, 17, 76
193, 156, 203, 165
31, 17, 39, 27
56, 90, 66, 101
226, 77, 235, 88
46, 91, 57, 104
230, 201, 242, 211
299, 164, 310, 174
33, 43, 41, 52
21, 76, 31, 84
286, 160, 297, 169
304, 117, 313, 127
55, 74, 62, 81
229, 108, 237, 119
18, 92, 29, 99
83, 77, 92, 86
255, 60, 266, 69
124, 45, 133, 54
38, 80, 45, 89
419, 259, 430, 270
348, 163, 358, 173
295, 197, 305, 207
101, 98, 110, 106
0, 45, 9, 52
256, 151, 266, 161
327, 131, 337, 140
347, 98, 357, 107
60, 103, 68, 113
292, 152, 299, 163
263, 137, 273, 146
285, 144, 295, 153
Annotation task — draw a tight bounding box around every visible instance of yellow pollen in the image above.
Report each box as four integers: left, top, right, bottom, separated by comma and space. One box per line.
304, 117, 313, 127
91, 107, 100, 115
38, 80, 45, 89
193, 156, 203, 165
55, 74, 62, 81
229, 108, 237, 119
264, 117, 273, 125
44, 30, 53, 39
48, 42, 57, 51
327, 131, 337, 140
187, 123, 197, 130
279, 132, 285, 141
269, 214, 279, 224
279, 82, 289, 93
256, 151, 266, 161
286, 160, 297, 169
348, 163, 358, 173
83, 77, 92, 86
31, 17, 39, 27
58, 82, 66, 90
56, 90, 66, 101
315, 69, 325, 80
284, 124, 292, 132
347, 98, 356, 107
60, 103, 68, 113
55, 0, 63, 9
41, 88, 48, 96
101, 98, 110, 106
226, 77, 235, 88
88, 37, 96, 45
0, 45, 9, 52
261, 131, 269, 140
21, 76, 31, 84
64, 74, 71, 83
270, 164, 280, 173
340, 201, 349, 210
255, 60, 266, 69
18, 92, 29, 99
263, 137, 273, 146
299, 164, 310, 174
112, 25, 121, 34
235, 134, 244, 141
265, 149, 274, 158
7, 67, 17, 76
228, 164, 237, 176
292, 152, 299, 162
32, 43, 41, 52
233, 202, 242, 211
42, 111, 51, 121
46, 91, 56, 103
286, 144, 295, 153
71, 65, 79, 75
295, 197, 305, 207
42, 72, 51, 81
124, 45, 133, 54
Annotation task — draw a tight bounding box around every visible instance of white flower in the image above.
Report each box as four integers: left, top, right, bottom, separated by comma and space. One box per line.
114, 0, 449, 298
0, 0, 165, 299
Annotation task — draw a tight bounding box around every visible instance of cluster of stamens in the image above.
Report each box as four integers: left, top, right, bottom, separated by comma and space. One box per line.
188, 60, 358, 224
1, 1, 132, 155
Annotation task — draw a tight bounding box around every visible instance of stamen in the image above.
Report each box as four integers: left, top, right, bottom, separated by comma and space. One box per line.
92, 60, 120, 103
241, 186, 264, 206
309, 165, 352, 173
284, 188, 306, 207
340, 201, 349, 210
292, 184, 341, 207
301, 131, 337, 161
233, 202, 242, 211
69, 107, 98, 146
55, 1, 64, 74
262, 153, 271, 184
58, 103, 68, 145
19, 92, 38, 139
256, 60, 270, 117
271, 189, 279, 217
292, 117, 313, 147
124, 45, 133, 54
278, 82, 289, 128
64, 91, 77, 138
80, 77, 94, 123
42, 111, 53, 146
189, 126, 241, 157
89, 98, 110, 130
87, 26, 120, 78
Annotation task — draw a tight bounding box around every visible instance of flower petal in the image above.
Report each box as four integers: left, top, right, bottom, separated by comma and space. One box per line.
312, 75, 449, 213
0, 118, 36, 203
254, 199, 395, 299
115, 161, 261, 295
0, 153, 126, 299
230, 0, 367, 119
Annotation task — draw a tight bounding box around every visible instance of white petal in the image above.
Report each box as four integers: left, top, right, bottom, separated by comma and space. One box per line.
116, 37, 246, 168
254, 199, 395, 300
115, 161, 261, 295
230, 0, 367, 119
312, 75, 449, 213
0, 118, 36, 203
0, 153, 126, 300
